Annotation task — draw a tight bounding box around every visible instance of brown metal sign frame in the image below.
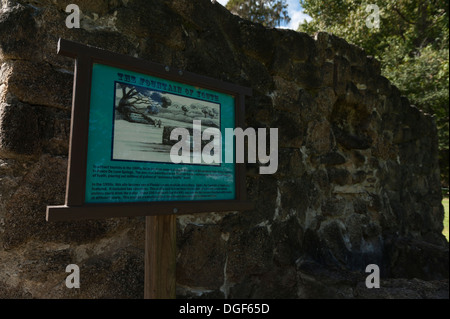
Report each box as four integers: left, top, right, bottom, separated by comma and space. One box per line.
46, 38, 253, 221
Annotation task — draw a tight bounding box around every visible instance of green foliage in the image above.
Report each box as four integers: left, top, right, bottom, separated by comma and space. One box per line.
299, 0, 449, 186
383, 38, 449, 149
226, 0, 291, 27
443, 197, 449, 241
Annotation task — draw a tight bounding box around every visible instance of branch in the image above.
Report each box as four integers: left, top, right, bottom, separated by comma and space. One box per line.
393, 6, 415, 25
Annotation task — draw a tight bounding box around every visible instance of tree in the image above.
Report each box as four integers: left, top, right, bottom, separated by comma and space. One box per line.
116, 84, 148, 117
161, 96, 172, 108
226, 0, 291, 27
181, 105, 189, 116
202, 107, 210, 118
298, 0, 449, 187
116, 84, 170, 124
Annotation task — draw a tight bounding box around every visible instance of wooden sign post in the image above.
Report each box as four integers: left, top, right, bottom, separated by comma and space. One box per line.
46, 39, 253, 299
145, 215, 176, 299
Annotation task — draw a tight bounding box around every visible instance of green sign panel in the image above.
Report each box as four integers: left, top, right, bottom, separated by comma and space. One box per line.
86, 63, 236, 203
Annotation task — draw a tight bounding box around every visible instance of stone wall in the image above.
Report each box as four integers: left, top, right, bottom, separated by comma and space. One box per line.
0, 0, 448, 298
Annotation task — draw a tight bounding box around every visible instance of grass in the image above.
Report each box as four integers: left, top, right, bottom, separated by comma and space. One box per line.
443, 197, 449, 241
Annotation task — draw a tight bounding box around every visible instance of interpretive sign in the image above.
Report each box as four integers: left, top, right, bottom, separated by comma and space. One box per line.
88, 64, 234, 203
46, 39, 253, 221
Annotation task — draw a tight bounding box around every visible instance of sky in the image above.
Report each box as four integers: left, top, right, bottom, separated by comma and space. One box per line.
215, 0, 312, 30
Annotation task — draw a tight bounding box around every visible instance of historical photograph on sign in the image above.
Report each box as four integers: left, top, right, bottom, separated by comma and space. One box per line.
112, 81, 221, 164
